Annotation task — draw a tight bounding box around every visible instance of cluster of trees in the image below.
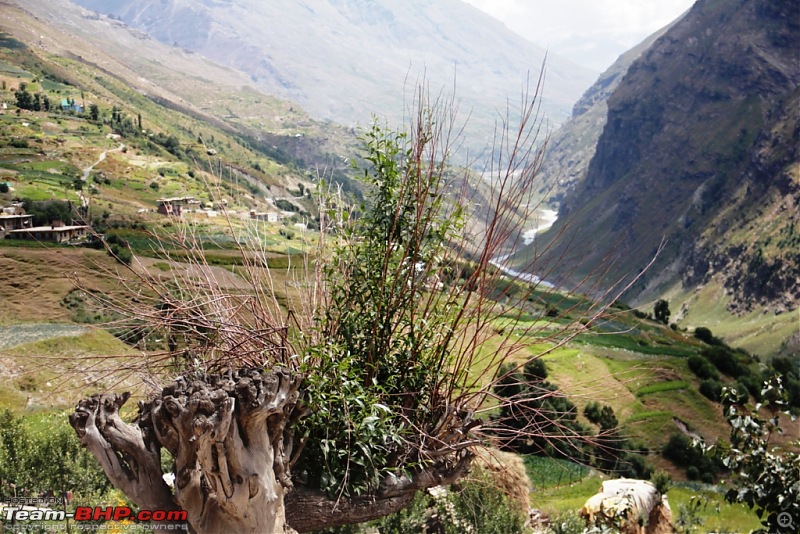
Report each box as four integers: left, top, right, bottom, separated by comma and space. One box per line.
493, 360, 652, 479
689, 326, 799, 409
20, 199, 74, 226
493, 359, 586, 459
14, 90, 180, 162
13, 83, 52, 112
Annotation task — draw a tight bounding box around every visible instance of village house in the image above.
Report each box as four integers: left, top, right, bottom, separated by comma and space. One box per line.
60, 99, 84, 113
0, 205, 33, 234
157, 197, 194, 217
6, 219, 89, 243
250, 210, 280, 223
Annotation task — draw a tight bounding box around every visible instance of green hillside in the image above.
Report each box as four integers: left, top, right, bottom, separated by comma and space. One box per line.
0, 29, 344, 243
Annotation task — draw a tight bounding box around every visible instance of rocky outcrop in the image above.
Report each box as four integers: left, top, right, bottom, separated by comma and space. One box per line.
536, 19, 678, 204
581, 479, 673, 534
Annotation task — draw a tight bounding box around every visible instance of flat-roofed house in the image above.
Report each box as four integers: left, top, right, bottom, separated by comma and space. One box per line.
7, 220, 88, 243
157, 197, 194, 217
0, 213, 33, 232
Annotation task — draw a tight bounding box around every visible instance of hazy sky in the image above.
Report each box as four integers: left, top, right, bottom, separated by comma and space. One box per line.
461, 0, 696, 72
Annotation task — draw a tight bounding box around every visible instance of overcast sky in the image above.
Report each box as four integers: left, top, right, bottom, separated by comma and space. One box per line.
461, 0, 696, 72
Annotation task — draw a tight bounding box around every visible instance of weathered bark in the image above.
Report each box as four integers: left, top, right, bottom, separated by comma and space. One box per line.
151, 368, 301, 533
285, 449, 474, 532
71, 368, 302, 533
70, 392, 179, 512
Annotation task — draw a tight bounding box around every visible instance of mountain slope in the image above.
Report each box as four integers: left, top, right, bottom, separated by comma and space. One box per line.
65, 0, 596, 153
529, 0, 799, 332
3, 0, 357, 164
536, 18, 680, 205
0, 19, 335, 245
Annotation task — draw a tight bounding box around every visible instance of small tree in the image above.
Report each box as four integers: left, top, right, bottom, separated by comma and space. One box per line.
584, 402, 618, 431
89, 103, 100, 122
654, 299, 670, 324
694, 326, 718, 345
14, 86, 33, 110
712, 378, 800, 533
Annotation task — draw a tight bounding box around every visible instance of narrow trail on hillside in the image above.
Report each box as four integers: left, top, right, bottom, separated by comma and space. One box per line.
82, 143, 125, 182
78, 143, 125, 208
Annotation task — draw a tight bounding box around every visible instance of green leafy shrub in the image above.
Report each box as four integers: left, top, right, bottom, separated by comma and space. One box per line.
0, 410, 112, 503
108, 242, 132, 265
296, 121, 471, 497
710, 378, 800, 533
693, 326, 721, 345
701, 346, 747, 378
699, 379, 723, 401
687, 354, 719, 380
275, 198, 302, 212
651, 470, 671, 495
662, 432, 719, 482
8, 137, 29, 148
548, 510, 587, 534
364, 466, 529, 534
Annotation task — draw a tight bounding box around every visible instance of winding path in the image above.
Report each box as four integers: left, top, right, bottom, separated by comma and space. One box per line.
78, 143, 124, 208
82, 143, 125, 181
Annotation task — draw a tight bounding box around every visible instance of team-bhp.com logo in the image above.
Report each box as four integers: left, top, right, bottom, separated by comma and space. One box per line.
5, 506, 187, 523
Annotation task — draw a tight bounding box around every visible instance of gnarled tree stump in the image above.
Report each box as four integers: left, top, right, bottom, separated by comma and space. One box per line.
71, 367, 476, 533
71, 368, 302, 533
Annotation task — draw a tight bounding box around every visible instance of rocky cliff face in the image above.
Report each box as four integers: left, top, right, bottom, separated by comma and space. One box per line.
536, 20, 677, 205
535, 0, 799, 313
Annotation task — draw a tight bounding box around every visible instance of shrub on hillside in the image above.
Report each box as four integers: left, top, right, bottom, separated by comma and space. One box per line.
662, 432, 719, 482
693, 326, 722, 345
108, 243, 132, 265
688, 354, 719, 380
699, 379, 723, 402
8, 138, 29, 148
654, 299, 671, 324
701, 346, 748, 377
275, 198, 301, 212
